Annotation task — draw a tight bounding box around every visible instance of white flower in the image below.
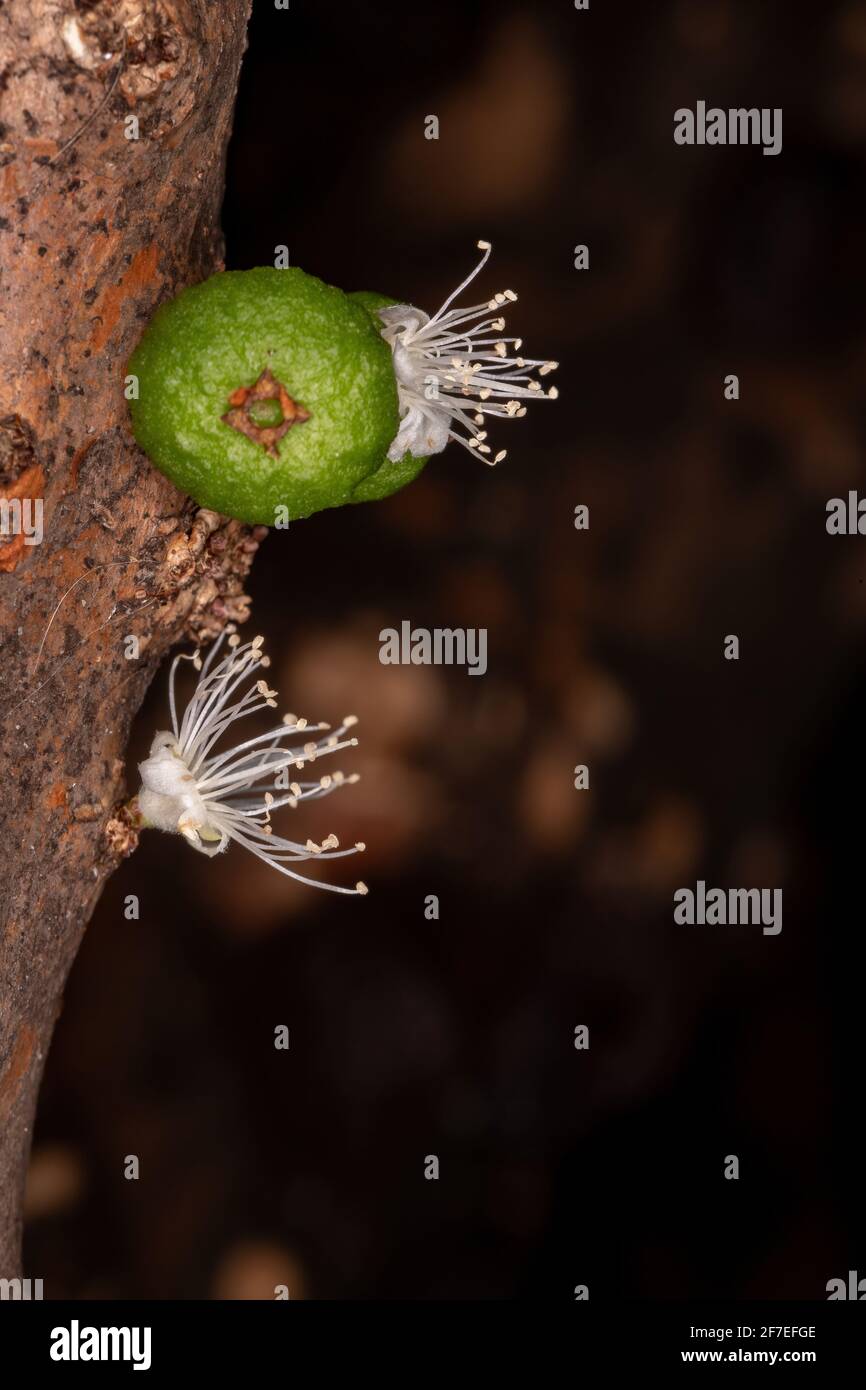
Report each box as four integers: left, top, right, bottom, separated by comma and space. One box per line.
378, 240, 559, 464
136, 626, 367, 896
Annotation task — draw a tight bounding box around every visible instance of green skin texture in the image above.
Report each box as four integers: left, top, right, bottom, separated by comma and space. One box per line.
128, 268, 424, 525
347, 290, 429, 504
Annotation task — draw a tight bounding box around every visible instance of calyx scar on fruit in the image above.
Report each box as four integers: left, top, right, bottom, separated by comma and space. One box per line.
127, 245, 558, 525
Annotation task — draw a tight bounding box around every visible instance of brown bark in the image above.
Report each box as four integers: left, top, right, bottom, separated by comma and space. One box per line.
0, 0, 254, 1277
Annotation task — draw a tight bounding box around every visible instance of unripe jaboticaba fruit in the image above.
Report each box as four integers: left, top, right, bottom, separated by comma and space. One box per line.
347, 289, 429, 504
128, 268, 402, 525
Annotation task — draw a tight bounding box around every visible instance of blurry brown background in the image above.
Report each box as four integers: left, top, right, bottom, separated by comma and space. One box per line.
24, 0, 866, 1298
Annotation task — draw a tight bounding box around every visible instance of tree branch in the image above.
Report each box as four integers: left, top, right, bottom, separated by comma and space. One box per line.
0, 0, 254, 1277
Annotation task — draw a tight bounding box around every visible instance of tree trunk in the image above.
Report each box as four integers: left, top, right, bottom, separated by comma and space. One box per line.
0, 0, 254, 1278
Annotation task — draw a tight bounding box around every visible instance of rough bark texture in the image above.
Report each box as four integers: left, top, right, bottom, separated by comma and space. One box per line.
0, 0, 253, 1278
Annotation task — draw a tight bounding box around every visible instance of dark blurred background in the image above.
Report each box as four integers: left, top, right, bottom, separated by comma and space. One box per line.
24, 0, 866, 1298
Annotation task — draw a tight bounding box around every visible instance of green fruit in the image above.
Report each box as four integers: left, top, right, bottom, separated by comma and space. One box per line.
348, 290, 429, 504
348, 290, 397, 317
128, 268, 400, 525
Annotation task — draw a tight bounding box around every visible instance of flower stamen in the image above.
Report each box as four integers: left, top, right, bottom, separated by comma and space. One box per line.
137, 628, 366, 896
376, 241, 558, 465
